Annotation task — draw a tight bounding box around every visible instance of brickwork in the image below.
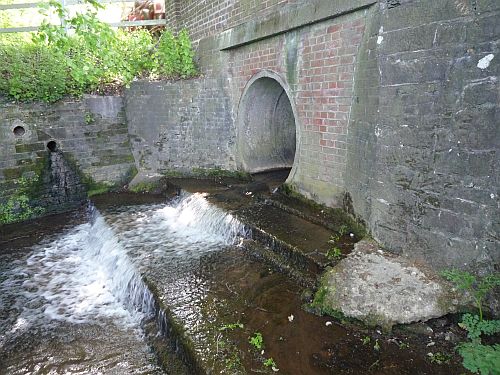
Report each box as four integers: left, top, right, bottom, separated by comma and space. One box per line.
125, 79, 235, 174
164, 0, 179, 30
165, 0, 308, 43
0, 96, 135, 201
297, 17, 365, 190
228, 12, 366, 204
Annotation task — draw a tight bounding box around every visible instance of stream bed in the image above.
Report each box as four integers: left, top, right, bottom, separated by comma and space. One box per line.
0, 176, 467, 374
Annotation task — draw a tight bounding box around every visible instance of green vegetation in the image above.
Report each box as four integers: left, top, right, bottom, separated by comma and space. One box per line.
309, 286, 349, 322
163, 170, 184, 178
224, 350, 242, 370
191, 167, 252, 181
248, 332, 279, 371
326, 246, 342, 261
280, 183, 367, 239
215, 323, 245, 372
129, 181, 159, 194
311, 286, 328, 310
460, 313, 500, 340
398, 342, 410, 349
0, 176, 45, 224
0, 0, 197, 102
456, 314, 500, 375
263, 357, 278, 370
338, 224, 349, 236
441, 269, 500, 321
427, 352, 452, 365
249, 332, 263, 350
441, 269, 500, 374
84, 112, 95, 125
219, 322, 244, 331
87, 182, 114, 197
457, 341, 500, 375
77, 171, 114, 197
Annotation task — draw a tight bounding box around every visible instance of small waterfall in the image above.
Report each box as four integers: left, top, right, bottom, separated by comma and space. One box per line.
1, 206, 155, 331
86, 206, 155, 317
154, 192, 250, 245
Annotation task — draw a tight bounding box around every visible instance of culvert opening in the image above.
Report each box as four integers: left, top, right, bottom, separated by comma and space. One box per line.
13, 126, 26, 137
237, 76, 296, 182
47, 141, 58, 152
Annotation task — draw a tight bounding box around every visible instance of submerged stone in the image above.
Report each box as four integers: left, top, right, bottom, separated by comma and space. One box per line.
316, 240, 462, 329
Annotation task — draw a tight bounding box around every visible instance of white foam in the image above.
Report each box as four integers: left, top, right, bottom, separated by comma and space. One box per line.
477, 54, 494, 69
1, 192, 247, 343
1, 211, 154, 333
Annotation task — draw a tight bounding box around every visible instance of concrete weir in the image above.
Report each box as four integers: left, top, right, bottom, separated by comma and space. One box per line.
86, 177, 465, 374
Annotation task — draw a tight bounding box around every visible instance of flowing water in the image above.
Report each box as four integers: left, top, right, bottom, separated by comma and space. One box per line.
0, 192, 248, 374
1, 186, 464, 374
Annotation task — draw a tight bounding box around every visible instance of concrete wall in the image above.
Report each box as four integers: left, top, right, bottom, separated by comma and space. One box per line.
0, 95, 135, 203
150, 0, 499, 274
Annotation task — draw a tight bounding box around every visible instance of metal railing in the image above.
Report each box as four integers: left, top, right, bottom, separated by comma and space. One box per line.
0, 0, 166, 33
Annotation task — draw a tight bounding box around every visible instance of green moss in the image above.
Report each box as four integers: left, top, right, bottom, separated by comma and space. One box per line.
63, 152, 128, 197
87, 183, 114, 197
224, 349, 243, 371
98, 154, 135, 165
279, 183, 367, 239
311, 286, 328, 308
0, 176, 46, 225
3, 167, 23, 179
0, 154, 50, 225
124, 164, 138, 183
14, 143, 45, 153
129, 181, 159, 193
163, 170, 184, 178
191, 167, 251, 180
84, 112, 95, 124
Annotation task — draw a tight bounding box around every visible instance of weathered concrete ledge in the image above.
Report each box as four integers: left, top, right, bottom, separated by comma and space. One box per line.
215, 0, 376, 50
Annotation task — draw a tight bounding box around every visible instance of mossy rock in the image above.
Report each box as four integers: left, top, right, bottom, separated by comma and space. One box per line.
313, 239, 463, 330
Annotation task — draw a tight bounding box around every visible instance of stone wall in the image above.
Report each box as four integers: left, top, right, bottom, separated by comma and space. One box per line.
1, 0, 497, 275
0, 95, 135, 205
346, 0, 499, 271
125, 79, 235, 175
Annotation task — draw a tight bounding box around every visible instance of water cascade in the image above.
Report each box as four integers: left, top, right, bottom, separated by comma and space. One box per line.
0, 191, 249, 373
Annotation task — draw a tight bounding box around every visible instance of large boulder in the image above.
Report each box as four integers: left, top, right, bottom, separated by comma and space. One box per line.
315, 240, 462, 329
